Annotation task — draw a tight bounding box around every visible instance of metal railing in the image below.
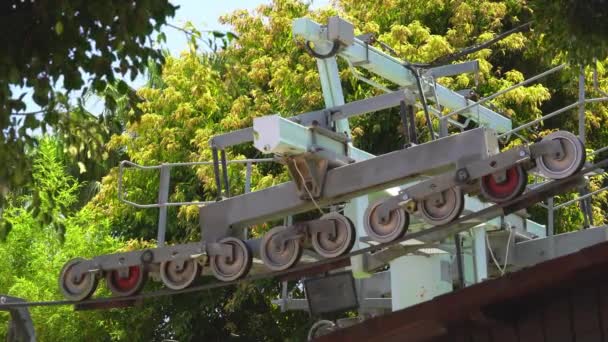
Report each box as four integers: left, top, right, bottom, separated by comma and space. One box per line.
118, 158, 274, 208
118, 157, 276, 246
486, 65, 608, 235
553, 185, 608, 211
441, 64, 566, 121
422, 62, 608, 235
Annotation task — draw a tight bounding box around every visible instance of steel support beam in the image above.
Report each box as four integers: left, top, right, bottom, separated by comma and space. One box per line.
1, 295, 35, 342
199, 128, 497, 241
425, 61, 479, 79
514, 225, 608, 268
313, 45, 379, 284
253, 115, 349, 158
292, 17, 512, 133
210, 90, 410, 150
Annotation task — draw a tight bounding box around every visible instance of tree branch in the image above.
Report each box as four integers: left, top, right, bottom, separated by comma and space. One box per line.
10, 109, 46, 116
427, 22, 532, 67
165, 23, 213, 49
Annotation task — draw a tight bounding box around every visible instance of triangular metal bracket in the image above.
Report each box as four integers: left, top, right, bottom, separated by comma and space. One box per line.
286, 156, 329, 200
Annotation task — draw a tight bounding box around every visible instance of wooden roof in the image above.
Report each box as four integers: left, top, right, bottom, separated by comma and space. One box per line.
316, 239, 608, 341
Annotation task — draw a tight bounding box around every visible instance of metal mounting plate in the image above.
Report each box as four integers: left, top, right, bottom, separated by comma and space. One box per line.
304, 271, 358, 315
286, 156, 329, 199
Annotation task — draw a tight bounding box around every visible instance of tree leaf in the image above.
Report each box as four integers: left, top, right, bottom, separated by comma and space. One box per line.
55, 21, 64, 35
78, 161, 87, 174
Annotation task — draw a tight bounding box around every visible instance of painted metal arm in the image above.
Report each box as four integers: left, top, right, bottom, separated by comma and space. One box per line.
292, 17, 512, 133
209, 90, 411, 150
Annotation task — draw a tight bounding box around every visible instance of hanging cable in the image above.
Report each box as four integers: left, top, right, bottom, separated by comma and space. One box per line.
303, 40, 341, 59
292, 160, 325, 215
403, 63, 435, 140
373, 21, 532, 69
485, 227, 513, 276
425, 22, 532, 67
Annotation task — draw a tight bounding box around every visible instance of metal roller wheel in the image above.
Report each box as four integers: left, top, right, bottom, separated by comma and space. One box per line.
536, 131, 586, 179
211, 237, 252, 282
106, 265, 147, 297
260, 226, 303, 271
311, 212, 356, 258
480, 164, 528, 203
307, 320, 337, 341
363, 199, 409, 243
419, 187, 465, 226
59, 258, 98, 301
160, 258, 200, 290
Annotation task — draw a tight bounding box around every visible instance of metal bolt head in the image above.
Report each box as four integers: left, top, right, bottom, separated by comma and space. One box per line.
456, 169, 469, 182
519, 150, 526, 157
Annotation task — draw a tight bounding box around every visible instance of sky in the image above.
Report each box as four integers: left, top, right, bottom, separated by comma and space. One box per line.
164, 0, 330, 56
18, 0, 332, 115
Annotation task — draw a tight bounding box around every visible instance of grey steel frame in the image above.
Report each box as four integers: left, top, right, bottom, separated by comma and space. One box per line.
104, 53, 608, 302
494, 67, 608, 236
398, 60, 608, 240
97, 91, 415, 278
209, 90, 413, 149
73, 127, 499, 277
118, 158, 274, 246
114, 62, 608, 271
372, 139, 564, 223
1, 295, 35, 342
199, 127, 499, 242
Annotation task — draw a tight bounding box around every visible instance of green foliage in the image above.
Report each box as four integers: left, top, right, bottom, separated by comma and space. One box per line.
0, 0, 177, 204
0, 138, 130, 340
0, 0, 177, 112
529, 0, 608, 64
28, 138, 81, 238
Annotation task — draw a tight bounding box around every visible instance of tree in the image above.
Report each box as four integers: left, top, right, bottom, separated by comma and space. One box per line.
0, 138, 155, 341
0, 0, 177, 203
529, 0, 608, 63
